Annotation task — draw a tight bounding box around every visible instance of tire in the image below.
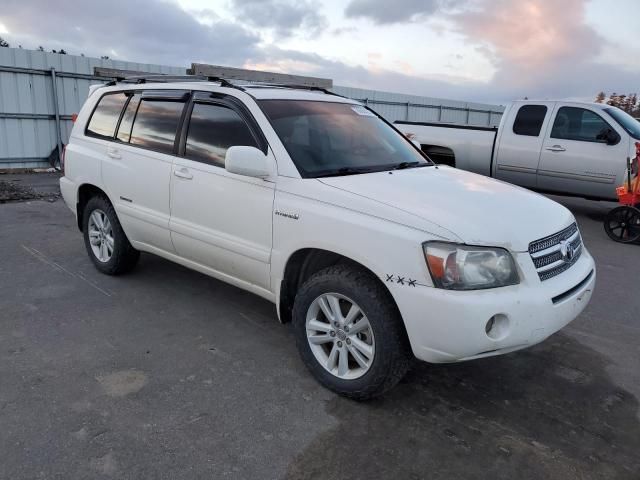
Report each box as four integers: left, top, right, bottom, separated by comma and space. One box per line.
292, 264, 411, 400
604, 206, 640, 243
82, 195, 140, 275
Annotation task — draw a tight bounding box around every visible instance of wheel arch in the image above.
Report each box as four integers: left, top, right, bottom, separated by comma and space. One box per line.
76, 183, 111, 231
278, 248, 402, 326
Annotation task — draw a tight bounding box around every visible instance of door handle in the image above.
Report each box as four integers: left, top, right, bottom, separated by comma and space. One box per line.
106, 146, 121, 159
173, 168, 193, 180
545, 145, 566, 152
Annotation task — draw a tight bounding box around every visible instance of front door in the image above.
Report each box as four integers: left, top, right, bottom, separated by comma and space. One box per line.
537, 105, 628, 199
169, 98, 275, 290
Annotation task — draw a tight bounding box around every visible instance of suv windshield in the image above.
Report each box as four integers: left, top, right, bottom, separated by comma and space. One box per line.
604, 107, 640, 140
259, 100, 431, 177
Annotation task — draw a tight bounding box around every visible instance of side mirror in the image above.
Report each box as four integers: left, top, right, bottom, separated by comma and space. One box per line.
225, 146, 272, 178
597, 128, 620, 146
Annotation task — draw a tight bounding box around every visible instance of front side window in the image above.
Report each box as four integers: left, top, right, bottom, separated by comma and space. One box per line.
86, 92, 128, 138
512, 105, 547, 136
185, 103, 258, 167
551, 107, 613, 143
259, 100, 430, 178
129, 100, 185, 154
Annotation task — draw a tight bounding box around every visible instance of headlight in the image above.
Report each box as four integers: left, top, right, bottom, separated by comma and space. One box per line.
423, 242, 519, 290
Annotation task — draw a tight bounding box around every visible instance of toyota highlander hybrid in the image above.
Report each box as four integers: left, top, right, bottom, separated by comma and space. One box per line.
59, 78, 596, 399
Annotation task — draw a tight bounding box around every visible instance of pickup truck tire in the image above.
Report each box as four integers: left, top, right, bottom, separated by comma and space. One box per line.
292, 264, 411, 400
82, 195, 140, 275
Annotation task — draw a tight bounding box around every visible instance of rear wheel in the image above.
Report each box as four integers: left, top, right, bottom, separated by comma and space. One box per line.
82, 195, 140, 274
604, 206, 640, 243
292, 264, 411, 400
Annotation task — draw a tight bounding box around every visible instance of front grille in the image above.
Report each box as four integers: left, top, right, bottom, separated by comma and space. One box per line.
529, 223, 582, 281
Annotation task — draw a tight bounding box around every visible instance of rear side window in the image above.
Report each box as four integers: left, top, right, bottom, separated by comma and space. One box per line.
129, 100, 185, 154
513, 105, 548, 136
86, 92, 128, 138
551, 107, 613, 143
116, 94, 141, 143
185, 103, 258, 167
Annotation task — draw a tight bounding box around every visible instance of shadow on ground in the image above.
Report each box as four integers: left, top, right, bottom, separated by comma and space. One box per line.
287, 334, 640, 480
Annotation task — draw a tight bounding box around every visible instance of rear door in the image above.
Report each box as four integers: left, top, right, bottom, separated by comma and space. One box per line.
169, 92, 275, 290
101, 89, 188, 252
537, 105, 626, 199
494, 102, 555, 188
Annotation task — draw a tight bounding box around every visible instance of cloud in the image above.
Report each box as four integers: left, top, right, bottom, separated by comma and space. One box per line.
0, 0, 259, 66
345, 0, 459, 24
230, 0, 327, 38
448, 0, 638, 100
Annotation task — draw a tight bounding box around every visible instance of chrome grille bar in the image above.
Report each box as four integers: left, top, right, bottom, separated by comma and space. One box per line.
529, 223, 583, 281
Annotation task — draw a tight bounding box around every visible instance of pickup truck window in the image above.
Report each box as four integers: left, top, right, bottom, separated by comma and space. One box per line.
185, 103, 258, 167
129, 99, 186, 155
512, 105, 547, 136
604, 107, 640, 140
86, 92, 128, 139
551, 107, 613, 143
259, 100, 429, 178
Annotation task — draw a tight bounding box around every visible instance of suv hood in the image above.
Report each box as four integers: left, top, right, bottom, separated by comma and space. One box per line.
318, 166, 574, 252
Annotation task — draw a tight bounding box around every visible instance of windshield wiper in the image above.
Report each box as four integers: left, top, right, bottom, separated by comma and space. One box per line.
314, 167, 377, 178
392, 161, 429, 170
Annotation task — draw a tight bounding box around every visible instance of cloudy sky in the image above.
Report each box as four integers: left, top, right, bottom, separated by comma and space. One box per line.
0, 0, 638, 104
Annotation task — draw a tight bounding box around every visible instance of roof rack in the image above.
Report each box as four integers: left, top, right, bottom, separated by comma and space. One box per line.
240, 82, 344, 98
104, 74, 245, 91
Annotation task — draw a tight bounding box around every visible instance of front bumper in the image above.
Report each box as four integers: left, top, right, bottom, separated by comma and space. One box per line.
391, 248, 596, 363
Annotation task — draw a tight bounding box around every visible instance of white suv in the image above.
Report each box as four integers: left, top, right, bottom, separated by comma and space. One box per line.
60, 78, 596, 399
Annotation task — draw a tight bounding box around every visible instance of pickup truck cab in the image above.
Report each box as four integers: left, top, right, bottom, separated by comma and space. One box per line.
60, 79, 596, 399
396, 100, 640, 200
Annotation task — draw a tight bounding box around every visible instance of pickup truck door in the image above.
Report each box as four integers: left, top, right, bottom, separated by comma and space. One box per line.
169, 95, 274, 290
537, 105, 626, 200
494, 102, 555, 188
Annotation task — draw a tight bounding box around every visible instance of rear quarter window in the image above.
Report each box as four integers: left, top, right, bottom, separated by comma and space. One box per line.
86, 92, 129, 138
129, 100, 186, 155
513, 105, 548, 137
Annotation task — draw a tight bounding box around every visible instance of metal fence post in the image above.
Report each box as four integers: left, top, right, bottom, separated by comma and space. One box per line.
406, 102, 410, 121
50, 68, 63, 167
438, 105, 443, 122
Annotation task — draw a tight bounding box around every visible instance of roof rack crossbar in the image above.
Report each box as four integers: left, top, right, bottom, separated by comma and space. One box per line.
239, 82, 343, 98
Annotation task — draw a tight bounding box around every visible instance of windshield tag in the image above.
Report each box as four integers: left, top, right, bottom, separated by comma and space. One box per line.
351, 105, 376, 117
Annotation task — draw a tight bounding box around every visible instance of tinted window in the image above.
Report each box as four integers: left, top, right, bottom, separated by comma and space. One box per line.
259, 100, 429, 178
604, 107, 640, 140
86, 92, 128, 138
185, 103, 258, 167
129, 100, 185, 154
551, 107, 612, 143
513, 105, 547, 136
116, 93, 141, 143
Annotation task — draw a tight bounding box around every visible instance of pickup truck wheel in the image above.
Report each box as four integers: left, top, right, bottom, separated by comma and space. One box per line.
82, 195, 140, 275
292, 264, 411, 400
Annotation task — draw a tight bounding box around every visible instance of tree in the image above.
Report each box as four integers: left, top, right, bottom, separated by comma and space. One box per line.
0, 37, 9, 48
100, 55, 110, 60
37, 46, 44, 51
595, 92, 606, 103
58, 49, 67, 55
607, 93, 621, 108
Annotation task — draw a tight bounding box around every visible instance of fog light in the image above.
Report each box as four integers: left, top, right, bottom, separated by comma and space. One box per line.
485, 314, 509, 340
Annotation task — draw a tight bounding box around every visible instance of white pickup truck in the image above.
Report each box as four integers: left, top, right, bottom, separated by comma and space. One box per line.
60, 80, 595, 399
396, 100, 640, 201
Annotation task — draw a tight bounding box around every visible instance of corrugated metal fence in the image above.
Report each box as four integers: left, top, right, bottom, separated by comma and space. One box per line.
0, 48, 504, 169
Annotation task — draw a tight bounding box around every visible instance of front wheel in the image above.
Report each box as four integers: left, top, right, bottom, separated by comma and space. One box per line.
292, 264, 411, 400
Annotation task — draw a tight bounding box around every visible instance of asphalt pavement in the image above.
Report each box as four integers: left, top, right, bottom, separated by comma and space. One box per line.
0, 174, 639, 479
